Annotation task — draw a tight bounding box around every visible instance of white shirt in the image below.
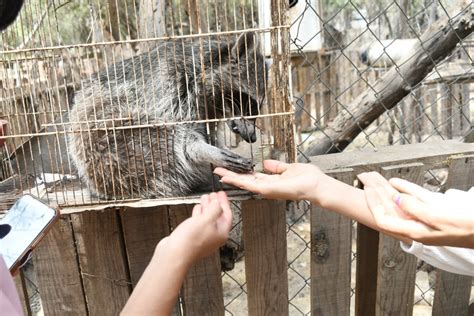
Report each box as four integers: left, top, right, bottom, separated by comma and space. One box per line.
400, 188, 474, 276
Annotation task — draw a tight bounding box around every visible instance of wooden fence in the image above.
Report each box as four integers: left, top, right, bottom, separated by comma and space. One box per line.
292, 48, 473, 145
13, 140, 473, 315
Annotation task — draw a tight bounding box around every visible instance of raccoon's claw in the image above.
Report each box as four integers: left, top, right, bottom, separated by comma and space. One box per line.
219, 149, 253, 174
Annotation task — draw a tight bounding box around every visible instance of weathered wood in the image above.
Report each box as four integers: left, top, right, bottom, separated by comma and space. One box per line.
270, 0, 295, 162
442, 84, 453, 139
311, 169, 353, 316
121, 206, 182, 315
13, 271, 31, 316
71, 210, 131, 315
460, 83, 471, 136
302, 8, 474, 157
432, 270, 472, 316
355, 224, 379, 316
168, 204, 224, 316
242, 199, 289, 316
309, 140, 474, 173
33, 215, 87, 315
139, 0, 166, 38
375, 163, 424, 315
432, 155, 473, 316
120, 206, 170, 287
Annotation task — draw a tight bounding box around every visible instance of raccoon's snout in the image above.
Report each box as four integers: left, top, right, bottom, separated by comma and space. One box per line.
228, 119, 257, 143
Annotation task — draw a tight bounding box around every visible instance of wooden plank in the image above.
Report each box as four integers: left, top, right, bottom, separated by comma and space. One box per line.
311, 169, 353, 315
375, 163, 424, 315
309, 140, 474, 172
120, 206, 182, 316
33, 215, 87, 315
442, 84, 453, 139
71, 210, 131, 315
355, 224, 379, 316
168, 204, 224, 316
120, 206, 170, 287
432, 270, 472, 316
242, 199, 289, 316
432, 155, 474, 316
13, 271, 31, 316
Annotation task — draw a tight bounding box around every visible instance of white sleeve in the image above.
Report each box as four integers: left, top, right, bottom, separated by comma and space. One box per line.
400, 241, 474, 276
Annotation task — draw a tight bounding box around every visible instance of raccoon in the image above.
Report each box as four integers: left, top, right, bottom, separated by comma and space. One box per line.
68, 32, 266, 199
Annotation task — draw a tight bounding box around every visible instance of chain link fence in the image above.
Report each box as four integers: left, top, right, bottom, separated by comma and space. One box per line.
3, 0, 472, 315
281, 0, 472, 314
226, 0, 471, 315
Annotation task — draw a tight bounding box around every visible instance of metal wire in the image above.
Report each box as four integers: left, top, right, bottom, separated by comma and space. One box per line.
1, 0, 473, 315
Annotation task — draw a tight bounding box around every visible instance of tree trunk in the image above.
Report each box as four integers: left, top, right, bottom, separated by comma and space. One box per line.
300, 7, 473, 160
139, 0, 166, 52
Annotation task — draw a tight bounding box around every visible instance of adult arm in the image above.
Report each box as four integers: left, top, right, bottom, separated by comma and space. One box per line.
214, 160, 411, 243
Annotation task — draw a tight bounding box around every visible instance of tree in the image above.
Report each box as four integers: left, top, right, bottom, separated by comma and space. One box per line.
300, 6, 473, 159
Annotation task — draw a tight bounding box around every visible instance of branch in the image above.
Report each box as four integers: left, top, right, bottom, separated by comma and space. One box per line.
16, 1, 53, 49
300, 6, 473, 160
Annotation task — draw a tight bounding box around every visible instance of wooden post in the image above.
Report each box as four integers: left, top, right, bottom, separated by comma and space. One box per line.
168, 205, 225, 316
34, 215, 88, 315
121, 206, 182, 315
460, 83, 471, 137
432, 155, 473, 316
70, 210, 131, 315
13, 272, 31, 315
242, 199, 288, 316
442, 83, 453, 139
120, 206, 170, 286
375, 163, 424, 315
452, 84, 462, 137
355, 223, 379, 316
139, 0, 166, 38
311, 169, 353, 315
270, 0, 295, 162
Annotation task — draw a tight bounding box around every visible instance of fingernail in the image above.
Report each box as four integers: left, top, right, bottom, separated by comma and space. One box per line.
394, 195, 401, 206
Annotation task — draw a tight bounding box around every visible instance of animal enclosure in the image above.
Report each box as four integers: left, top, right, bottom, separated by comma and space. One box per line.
11, 141, 474, 315
0, 0, 294, 207
2, 0, 474, 315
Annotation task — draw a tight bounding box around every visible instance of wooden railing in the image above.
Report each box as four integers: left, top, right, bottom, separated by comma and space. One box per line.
13, 140, 473, 315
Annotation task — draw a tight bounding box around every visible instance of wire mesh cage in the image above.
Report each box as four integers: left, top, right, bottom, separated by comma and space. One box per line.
0, 0, 295, 208
2, 1, 473, 316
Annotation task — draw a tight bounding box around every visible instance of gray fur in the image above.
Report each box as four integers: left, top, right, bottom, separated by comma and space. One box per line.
68, 32, 266, 199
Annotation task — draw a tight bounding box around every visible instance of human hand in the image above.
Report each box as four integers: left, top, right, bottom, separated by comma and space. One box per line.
214, 160, 326, 202
157, 191, 233, 266
358, 172, 474, 247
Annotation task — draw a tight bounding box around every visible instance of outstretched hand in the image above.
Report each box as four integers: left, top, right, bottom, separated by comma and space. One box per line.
214, 160, 325, 202
158, 191, 233, 265
358, 172, 474, 248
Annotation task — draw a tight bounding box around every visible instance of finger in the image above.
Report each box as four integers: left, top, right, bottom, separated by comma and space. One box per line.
217, 191, 233, 233
396, 193, 435, 224
214, 167, 239, 178
375, 213, 437, 241
263, 160, 289, 174
389, 178, 432, 202
201, 194, 210, 210
192, 204, 202, 217
209, 192, 218, 204
220, 175, 262, 193
203, 198, 223, 222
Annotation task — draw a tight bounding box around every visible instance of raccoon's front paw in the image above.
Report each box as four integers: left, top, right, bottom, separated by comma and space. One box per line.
218, 149, 253, 173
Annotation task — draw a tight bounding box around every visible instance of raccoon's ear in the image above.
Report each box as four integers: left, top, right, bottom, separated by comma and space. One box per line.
231, 32, 259, 59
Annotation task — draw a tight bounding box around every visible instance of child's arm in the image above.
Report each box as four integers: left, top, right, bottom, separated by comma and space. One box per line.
214, 161, 411, 243
120, 192, 232, 315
